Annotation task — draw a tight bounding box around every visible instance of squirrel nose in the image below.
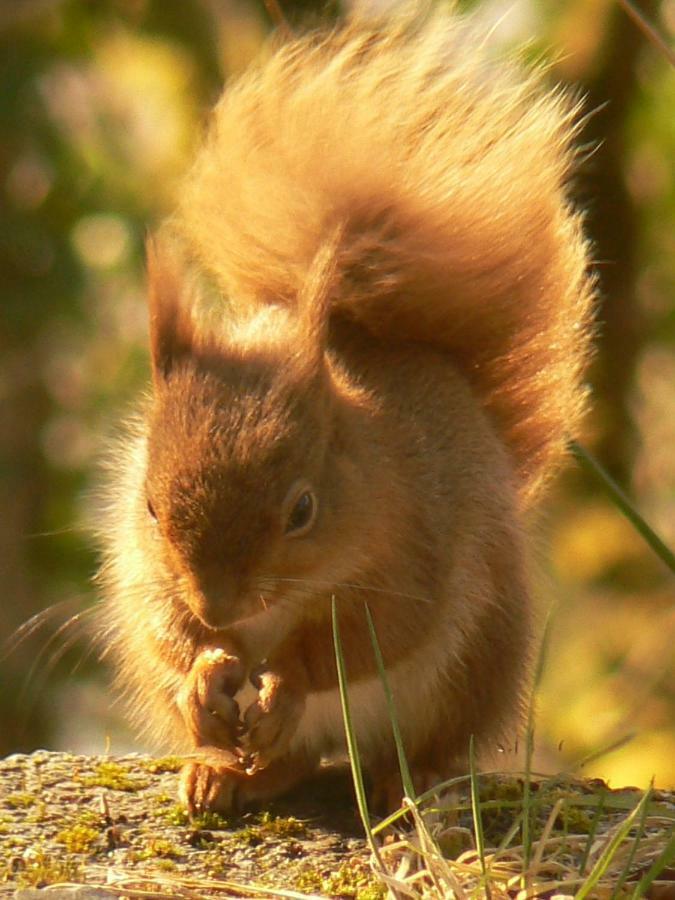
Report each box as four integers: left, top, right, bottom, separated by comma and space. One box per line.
186, 568, 240, 629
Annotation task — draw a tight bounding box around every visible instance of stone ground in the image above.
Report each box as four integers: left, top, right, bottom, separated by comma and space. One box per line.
2, 752, 674, 899
0, 752, 376, 900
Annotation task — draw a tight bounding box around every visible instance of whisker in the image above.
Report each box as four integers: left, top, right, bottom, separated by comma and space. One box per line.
1, 597, 83, 660
106, 577, 430, 607
17, 637, 88, 737
68, 634, 102, 679
24, 525, 84, 539
257, 576, 431, 604
16, 606, 100, 735
19, 607, 98, 703
38, 630, 88, 688
46, 624, 95, 679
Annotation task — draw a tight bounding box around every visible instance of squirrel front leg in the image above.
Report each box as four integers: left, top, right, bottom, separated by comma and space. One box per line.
177, 642, 313, 815
176, 645, 247, 816
176, 647, 246, 755
240, 648, 310, 773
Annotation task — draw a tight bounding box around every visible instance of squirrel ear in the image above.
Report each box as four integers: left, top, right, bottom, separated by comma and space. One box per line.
146, 236, 195, 385
296, 226, 343, 370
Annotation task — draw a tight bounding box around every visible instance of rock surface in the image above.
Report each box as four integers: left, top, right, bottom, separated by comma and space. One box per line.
0, 751, 376, 899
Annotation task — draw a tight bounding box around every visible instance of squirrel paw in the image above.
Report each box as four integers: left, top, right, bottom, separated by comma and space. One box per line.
177, 648, 245, 751
179, 754, 314, 815
240, 666, 305, 772
179, 761, 243, 816
369, 767, 446, 815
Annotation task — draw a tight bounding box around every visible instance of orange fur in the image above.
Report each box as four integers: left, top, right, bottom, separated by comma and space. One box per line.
96, 9, 595, 814
177, 12, 594, 504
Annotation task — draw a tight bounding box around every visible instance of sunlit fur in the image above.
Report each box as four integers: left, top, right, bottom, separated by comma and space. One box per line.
178, 12, 595, 505
96, 9, 595, 809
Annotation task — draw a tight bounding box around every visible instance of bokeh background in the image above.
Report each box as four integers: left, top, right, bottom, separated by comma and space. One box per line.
1, 0, 673, 788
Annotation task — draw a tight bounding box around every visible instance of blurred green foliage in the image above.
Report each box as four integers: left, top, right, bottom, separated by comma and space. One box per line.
0, 0, 673, 787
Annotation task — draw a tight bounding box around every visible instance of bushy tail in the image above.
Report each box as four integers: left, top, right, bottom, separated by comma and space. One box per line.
176, 10, 596, 506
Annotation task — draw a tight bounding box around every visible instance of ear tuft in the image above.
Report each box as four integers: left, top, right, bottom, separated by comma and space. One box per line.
146, 236, 195, 385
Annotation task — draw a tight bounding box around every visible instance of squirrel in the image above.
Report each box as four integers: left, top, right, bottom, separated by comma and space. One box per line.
95, 9, 595, 815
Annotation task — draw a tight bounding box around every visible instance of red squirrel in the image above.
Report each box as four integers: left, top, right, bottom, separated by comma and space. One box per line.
96, 10, 595, 814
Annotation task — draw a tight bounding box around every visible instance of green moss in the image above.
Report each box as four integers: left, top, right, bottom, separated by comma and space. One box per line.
140, 756, 184, 774
56, 823, 100, 854
436, 827, 473, 859
555, 802, 594, 835
201, 847, 230, 875
255, 811, 308, 838
26, 801, 47, 824
131, 838, 182, 861
78, 761, 149, 792
294, 869, 323, 892
295, 860, 385, 899
233, 811, 309, 846
354, 885, 388, 900
74, 809, 106, 827
1, 836, 26, 850
159, 803, 190, 826
190, 832, 218, 851
156, 859, 178, 871
190, 809, 232, 830
479, 805, 519, 846
158, 802, 234, 830
478, 777, 523, 804
5, 847, 82, 888
4, 792, 36, 809
472, 786, 522, 846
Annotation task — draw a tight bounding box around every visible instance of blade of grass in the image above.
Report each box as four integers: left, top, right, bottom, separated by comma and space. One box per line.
578, 792, 606, 877
409, 797, 472, 899
558, 797, 570, 865
572, 731, 637, 771
98, 871, 327, 900
521, 719, 535, 882
364, 604, 458, 897
576, 785, 653, 900
630, 828, 675, 899
611, 784, 652, 899
371, 772, 473, 836
617, 0, 675, 68
570, 440, 675, 574
364, 603, 416, 801
522, 604, 555, 878
371, 765, 648, 838
331, 597, 383, 870
469, 734, 492, 899
530, 797, 565, 877
495, 811, 525, 857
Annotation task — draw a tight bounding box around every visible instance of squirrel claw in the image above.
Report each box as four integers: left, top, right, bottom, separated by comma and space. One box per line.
243, 750, 272, 775
179, 753, 316, 815
249, 662, 268, 690
180, 761, 241, 816
177, 648, 245, 750
240, 669, 304, 765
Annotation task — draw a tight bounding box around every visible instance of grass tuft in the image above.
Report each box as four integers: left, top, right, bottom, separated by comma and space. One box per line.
331, 597, 383, 873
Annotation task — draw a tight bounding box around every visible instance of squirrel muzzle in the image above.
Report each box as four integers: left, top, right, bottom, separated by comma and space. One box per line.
183, 568, 250, 630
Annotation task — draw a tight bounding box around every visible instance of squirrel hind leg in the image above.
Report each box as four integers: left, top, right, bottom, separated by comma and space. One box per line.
368, 750, 470, 817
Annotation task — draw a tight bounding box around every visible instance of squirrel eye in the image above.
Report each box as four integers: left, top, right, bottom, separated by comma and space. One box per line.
285, 490, 317, 537
146, 498, 158, 522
